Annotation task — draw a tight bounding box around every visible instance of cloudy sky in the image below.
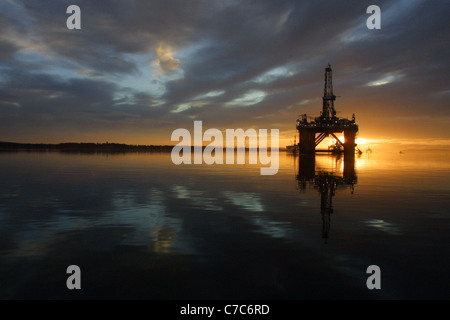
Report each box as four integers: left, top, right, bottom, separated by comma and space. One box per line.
0, 0, 448, 147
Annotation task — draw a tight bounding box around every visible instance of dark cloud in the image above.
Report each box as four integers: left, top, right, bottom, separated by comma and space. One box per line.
0, 0, 448, 144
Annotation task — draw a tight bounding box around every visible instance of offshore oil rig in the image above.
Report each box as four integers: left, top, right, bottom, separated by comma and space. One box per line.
295, 64, 359, 158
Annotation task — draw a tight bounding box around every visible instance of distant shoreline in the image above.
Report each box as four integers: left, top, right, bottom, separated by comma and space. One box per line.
0, 141, 174, 153
0, 141, 287, 153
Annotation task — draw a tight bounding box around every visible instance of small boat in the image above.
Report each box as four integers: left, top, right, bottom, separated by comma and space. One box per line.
286, 144, 299, 153
328, 143, 342, 154
286, 135, 299, 153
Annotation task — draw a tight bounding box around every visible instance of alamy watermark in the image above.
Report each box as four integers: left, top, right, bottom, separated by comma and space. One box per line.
66, 5, 380, 31
66, 5, 81, 30
366, 5, 381, 30
66, 265, 81, 290
171, 121, 279, 175
366, 265, 381, 289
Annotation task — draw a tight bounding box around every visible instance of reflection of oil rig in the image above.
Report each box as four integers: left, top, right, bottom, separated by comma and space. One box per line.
296, 155, 357, 242
296, 64, 360, 157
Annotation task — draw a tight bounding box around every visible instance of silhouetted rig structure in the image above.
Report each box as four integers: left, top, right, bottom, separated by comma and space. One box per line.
296, 64, 359, 158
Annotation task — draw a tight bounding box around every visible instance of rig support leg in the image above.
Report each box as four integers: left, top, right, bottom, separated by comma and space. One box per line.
343, 128, 357, 158
299, 129, 315, 154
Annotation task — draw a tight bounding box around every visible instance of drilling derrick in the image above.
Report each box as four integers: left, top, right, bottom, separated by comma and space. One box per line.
322, 64, 336, 120
296, 64, 359, 159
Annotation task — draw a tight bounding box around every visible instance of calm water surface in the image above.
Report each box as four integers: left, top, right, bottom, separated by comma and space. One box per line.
0, 149, 449, 299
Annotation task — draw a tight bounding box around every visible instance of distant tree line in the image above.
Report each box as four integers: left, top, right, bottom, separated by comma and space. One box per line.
0, 141, 174, 153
